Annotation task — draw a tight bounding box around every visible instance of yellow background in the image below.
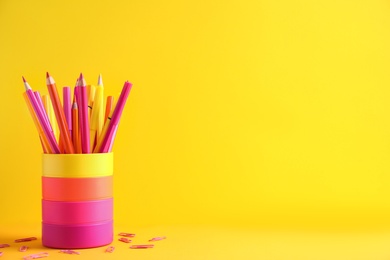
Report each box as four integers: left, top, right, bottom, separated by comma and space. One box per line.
2, 0, 390, 259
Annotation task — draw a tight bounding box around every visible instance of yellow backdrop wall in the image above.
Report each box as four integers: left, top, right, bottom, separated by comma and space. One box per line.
1, 0, 390, 229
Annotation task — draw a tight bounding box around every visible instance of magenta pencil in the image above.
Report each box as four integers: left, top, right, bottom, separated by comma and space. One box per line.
23, 78, 60, 153
107, 125, 118, 152
75, 84, 83, 150
33, 91, 53, 134
99, 81, 132, 153
63, 86, 72, 137
78, 74, 91, 153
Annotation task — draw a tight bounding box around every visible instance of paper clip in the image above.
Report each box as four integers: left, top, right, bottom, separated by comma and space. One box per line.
149, 236, 167, 242
105, 246, 115, 253
118, 232, 135, 237
119, 237, 131, 243
15, 237, 37, 243
0, 244, 9, 248
130, 244, 154, 249
59, 249, 80, 255
19, 246, 29, 252
0, 252, 3, 257
23, 252, 49, 260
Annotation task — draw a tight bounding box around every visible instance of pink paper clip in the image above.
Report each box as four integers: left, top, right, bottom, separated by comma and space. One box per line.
15, 237, 37, 243
23, 252, 49, 260
130, 244, 154, 249
118, 232, 135, 237
59, 249, 80, 255
19, 246, 29, 252
0, 244, 9, 248
0, 252, 3, 257
105, 246, 115, 253
119, 237, 131, 243
149, 236, 167, 242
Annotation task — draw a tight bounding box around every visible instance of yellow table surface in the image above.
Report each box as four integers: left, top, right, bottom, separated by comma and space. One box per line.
1, 224, 390, 259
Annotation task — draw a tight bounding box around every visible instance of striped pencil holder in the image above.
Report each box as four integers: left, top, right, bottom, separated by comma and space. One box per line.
41, 153, 114, 249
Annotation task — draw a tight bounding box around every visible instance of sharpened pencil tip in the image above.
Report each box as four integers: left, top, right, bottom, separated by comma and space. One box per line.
46, 72, 55, 85
22, 77, 32, 90
98, 74, 103, 86
77, 73, 86, 87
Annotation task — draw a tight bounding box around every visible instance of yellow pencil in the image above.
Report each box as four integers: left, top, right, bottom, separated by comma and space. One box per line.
89, 85, 104, 151
42, 94, 59, 143
87, 84, 96, 118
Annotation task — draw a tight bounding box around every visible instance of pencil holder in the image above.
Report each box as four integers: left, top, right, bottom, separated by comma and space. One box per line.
41, 153, 113, 249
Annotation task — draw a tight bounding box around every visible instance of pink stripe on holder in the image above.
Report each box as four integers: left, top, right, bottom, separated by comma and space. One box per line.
42, 220, 113, 249
42, 198, 113, 225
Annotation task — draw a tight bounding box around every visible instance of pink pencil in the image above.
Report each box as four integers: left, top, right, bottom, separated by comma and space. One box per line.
77, 74, 91, 153
99, 81, 132, 153
23, 77, 60, 153
63, 86, 72, 137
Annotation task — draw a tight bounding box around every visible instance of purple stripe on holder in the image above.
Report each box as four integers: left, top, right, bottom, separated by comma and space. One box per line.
42, 198, 113, 225
42, 220, 113, 249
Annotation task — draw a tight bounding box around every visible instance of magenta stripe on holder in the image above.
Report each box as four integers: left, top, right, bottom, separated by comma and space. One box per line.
42, 220, 113, 249
42, 198, 113, 225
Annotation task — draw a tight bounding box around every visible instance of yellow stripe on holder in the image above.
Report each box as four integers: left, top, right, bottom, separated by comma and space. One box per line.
42, 153, 113, 178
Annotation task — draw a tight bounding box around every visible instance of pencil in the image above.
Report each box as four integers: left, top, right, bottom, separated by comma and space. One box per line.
77, 73, 91, 153
23, 92, 51, 153
63, 86, 72, 137
87, 84, 96, 118
72, 101, 82, 153
105, 96, 114, 124
42, 95, 58, 142
93, 100, 116, 153
96, 74, 104, 140
46, 72, 75, 154
99, 81, 132, 153
89, 85, 104, 151
34, 92, 55, 139
23, 77, 60, 153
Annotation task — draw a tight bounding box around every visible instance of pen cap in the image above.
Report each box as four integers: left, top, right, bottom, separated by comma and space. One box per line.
42, 153, 113, 178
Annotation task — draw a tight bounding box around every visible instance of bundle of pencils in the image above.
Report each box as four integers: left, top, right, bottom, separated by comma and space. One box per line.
22, 72, 132, 154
